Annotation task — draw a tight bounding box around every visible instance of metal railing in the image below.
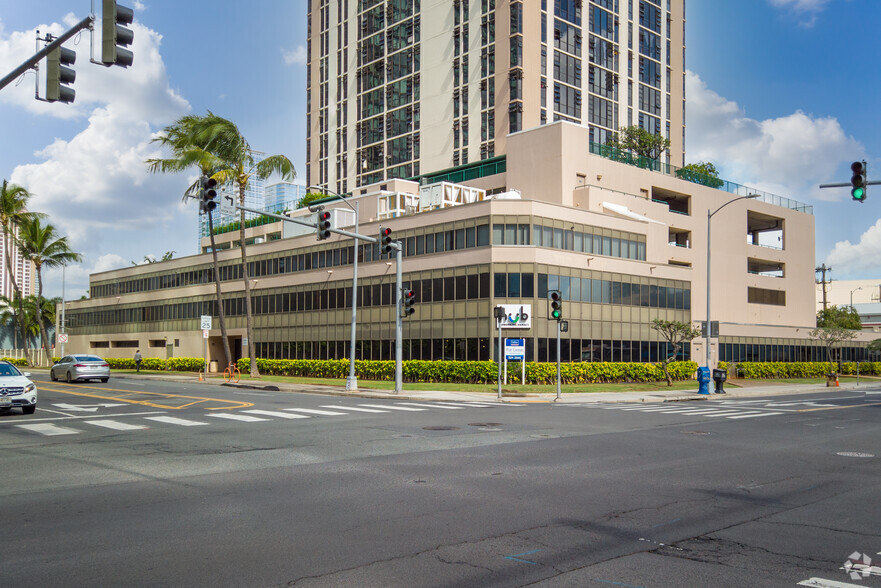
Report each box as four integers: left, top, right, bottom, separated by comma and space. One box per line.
589, 142, 813, 215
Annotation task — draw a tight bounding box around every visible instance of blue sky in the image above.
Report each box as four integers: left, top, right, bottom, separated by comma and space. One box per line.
0, 0, 878, 300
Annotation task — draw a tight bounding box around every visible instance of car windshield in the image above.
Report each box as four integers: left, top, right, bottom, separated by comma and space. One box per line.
74, 355, 103, 362
0, 363, 22, 377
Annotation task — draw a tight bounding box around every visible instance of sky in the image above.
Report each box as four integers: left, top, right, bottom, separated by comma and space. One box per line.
0, 0, 879, 301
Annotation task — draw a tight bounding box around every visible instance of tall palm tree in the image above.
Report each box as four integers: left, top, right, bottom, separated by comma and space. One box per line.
0, 180, 43, 366
17, 217, 81, 364
191, 113, 296, 377
147, 115, 233, 368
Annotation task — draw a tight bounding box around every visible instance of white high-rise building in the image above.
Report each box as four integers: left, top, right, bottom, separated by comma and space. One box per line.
0, 230, 34, 300
306, 0, 686, 193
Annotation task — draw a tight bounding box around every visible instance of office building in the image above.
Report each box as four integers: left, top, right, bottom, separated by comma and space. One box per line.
306, 0, 686, 194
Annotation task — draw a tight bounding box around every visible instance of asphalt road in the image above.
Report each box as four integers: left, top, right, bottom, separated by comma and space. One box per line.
2, 375, 880, 587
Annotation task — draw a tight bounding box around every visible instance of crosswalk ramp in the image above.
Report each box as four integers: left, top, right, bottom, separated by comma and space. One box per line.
10, 401, 510, 437
595, 403, 785, 420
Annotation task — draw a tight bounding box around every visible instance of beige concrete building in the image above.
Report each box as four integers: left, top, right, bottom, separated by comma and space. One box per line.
64, 122, 874, 368
307, 0, 686, 194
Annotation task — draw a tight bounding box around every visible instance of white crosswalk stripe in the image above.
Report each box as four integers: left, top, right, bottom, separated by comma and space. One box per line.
358, 403, 426, 411
244, 410, 311, 419
726, 411, 785, 419
85, 420, 148, 431
283, 408, 346, 416
208, 413, 270, 423
16, 423, 80, 436
396, 402, 465, 410
321, 405, 388, 413
145, 416, 209, 426
703, 411, 762, 418
435, 402, 495, 408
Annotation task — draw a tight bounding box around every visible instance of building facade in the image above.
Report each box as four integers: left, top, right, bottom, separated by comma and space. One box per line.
0, 229, 34, 301
306, 0, 686, 194
64, 122, 873, 368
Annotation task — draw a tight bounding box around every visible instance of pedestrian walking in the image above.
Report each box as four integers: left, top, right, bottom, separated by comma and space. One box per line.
134, 349, 142, 373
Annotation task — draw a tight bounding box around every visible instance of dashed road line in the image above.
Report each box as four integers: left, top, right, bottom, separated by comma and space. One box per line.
15, 423, 80, 436
84, 420, 148, 431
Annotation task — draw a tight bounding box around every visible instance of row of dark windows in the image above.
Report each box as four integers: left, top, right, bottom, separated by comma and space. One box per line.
720, 343, 872, 363
255, 337, 691, 364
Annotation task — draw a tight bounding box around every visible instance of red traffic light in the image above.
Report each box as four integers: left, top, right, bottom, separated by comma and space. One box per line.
317, 210, 332, 239
402, 289, 416, 316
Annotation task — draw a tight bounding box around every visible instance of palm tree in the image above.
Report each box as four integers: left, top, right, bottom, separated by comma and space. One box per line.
147, 115, 233, 368
16, 217, 81, 365
0, 180, 43, 366
191, 113, 296, 377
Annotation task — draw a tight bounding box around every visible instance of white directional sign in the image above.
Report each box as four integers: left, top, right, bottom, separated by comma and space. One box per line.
200, 315, 212, 330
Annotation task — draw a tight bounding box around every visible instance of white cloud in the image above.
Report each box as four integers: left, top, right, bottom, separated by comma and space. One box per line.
685, 70, 863, 203
768, 0, 832, 26
282, 45, 306, 66
826, 219, 881, 278
0, 15, 193, 299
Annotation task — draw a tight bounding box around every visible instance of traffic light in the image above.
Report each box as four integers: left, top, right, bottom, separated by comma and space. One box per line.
199, 176, 217, 214
380, 226, 393, 254
851, 161, 867, 202
316, 210, 332, 240
548, 290, 562, 320
46, 46, 76, 103
102, 0, 135, 67
402, 288, 416, 317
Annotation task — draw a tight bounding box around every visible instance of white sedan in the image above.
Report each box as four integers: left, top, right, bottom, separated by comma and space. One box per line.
0, 361, 37, 415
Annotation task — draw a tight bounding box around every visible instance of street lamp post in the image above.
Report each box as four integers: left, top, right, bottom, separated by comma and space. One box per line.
706, 194, 760, 368
308, 186, 360, 391
850, 286, 863, 308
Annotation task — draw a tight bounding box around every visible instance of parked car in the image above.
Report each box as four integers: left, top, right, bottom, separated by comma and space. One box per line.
50, 355, 111, 383
0, 361, 37, 415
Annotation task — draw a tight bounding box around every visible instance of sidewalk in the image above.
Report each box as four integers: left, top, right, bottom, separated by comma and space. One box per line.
104, 370, 877, 404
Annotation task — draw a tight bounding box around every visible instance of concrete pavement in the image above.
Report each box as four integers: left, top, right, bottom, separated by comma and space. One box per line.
95, 369, 880, 404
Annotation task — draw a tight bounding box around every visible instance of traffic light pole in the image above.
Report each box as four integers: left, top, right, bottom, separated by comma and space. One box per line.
395, 245, 403, 394
556, 320, 562, 401
0, 15, 94, 93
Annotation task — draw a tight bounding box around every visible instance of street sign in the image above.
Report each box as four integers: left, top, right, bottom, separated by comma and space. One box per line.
497, 304, 532, 329
202, 329, 209, 339
200, 315, 212, 330
57, 333, 69, 343
505, 338, 525, 360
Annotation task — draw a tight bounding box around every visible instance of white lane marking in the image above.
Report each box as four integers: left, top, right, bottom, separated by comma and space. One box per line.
619, 407, 673, 411
52, 403, 126, 412
798, 577, 868, 587
322, 405, 388, 413
15, 423, 80, 436
657, 408, 729, 414
283, 408, 346, 416
396, 402, 465, 410
703, 411, 763, 418
0, 411, 166, 425
145, 416, 209, 427
84, 420, 148, 431
208, 413, 269, 423
358, 404, 426, 412
726, 411, 785, 419
244, 410, 311, 419
435, 402, 494, 407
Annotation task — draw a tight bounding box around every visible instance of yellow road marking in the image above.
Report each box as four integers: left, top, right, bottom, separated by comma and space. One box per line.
38, 382, 253, 411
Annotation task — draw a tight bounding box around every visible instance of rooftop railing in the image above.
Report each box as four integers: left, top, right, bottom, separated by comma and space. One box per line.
589, 142, 814, 215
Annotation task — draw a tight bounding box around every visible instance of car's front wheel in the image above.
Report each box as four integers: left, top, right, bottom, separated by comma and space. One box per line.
22, 405, 35, 415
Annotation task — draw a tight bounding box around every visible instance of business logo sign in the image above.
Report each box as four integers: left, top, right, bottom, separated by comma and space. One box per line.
499, 304, 531, 329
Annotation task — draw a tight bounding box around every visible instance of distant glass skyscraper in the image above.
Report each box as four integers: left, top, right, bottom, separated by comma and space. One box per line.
264, 182, 308, 213
306, 0, 686, 192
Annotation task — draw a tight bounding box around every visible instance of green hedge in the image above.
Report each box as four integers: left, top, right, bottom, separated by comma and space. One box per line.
104, 357, 206, 371
718, 361, 881, 379
1, 357, 29, 367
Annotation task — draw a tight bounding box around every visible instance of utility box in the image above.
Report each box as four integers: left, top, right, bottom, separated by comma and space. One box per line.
712, 368, 727, 394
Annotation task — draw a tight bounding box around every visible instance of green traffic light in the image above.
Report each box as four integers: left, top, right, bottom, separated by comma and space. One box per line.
552, 310, 561, 319
852, 187, 866, 201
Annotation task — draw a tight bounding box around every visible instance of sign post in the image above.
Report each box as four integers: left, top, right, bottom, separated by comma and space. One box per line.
505, 338, 526, 385
200, 315, 212, 380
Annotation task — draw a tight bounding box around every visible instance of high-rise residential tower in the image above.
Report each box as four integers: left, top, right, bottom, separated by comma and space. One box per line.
306, 0, 685, 193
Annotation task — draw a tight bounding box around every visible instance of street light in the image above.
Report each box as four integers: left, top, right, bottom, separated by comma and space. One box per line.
850, 286, 863, 308
307, 185, 360, 391
706, 194, 760, 368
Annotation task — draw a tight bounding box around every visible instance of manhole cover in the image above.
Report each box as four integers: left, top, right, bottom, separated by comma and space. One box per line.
836, 452, 875, 458
681, 430, 712, 436
469, 423, 503, 427
423, 426, 460, 431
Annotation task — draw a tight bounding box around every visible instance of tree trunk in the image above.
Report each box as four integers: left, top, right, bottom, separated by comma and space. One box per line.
4, 233, 31, 366
207, 213, 233, 368
662, 360, 673, 386
34, 266, 53, 365
238, 183, 260, 378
